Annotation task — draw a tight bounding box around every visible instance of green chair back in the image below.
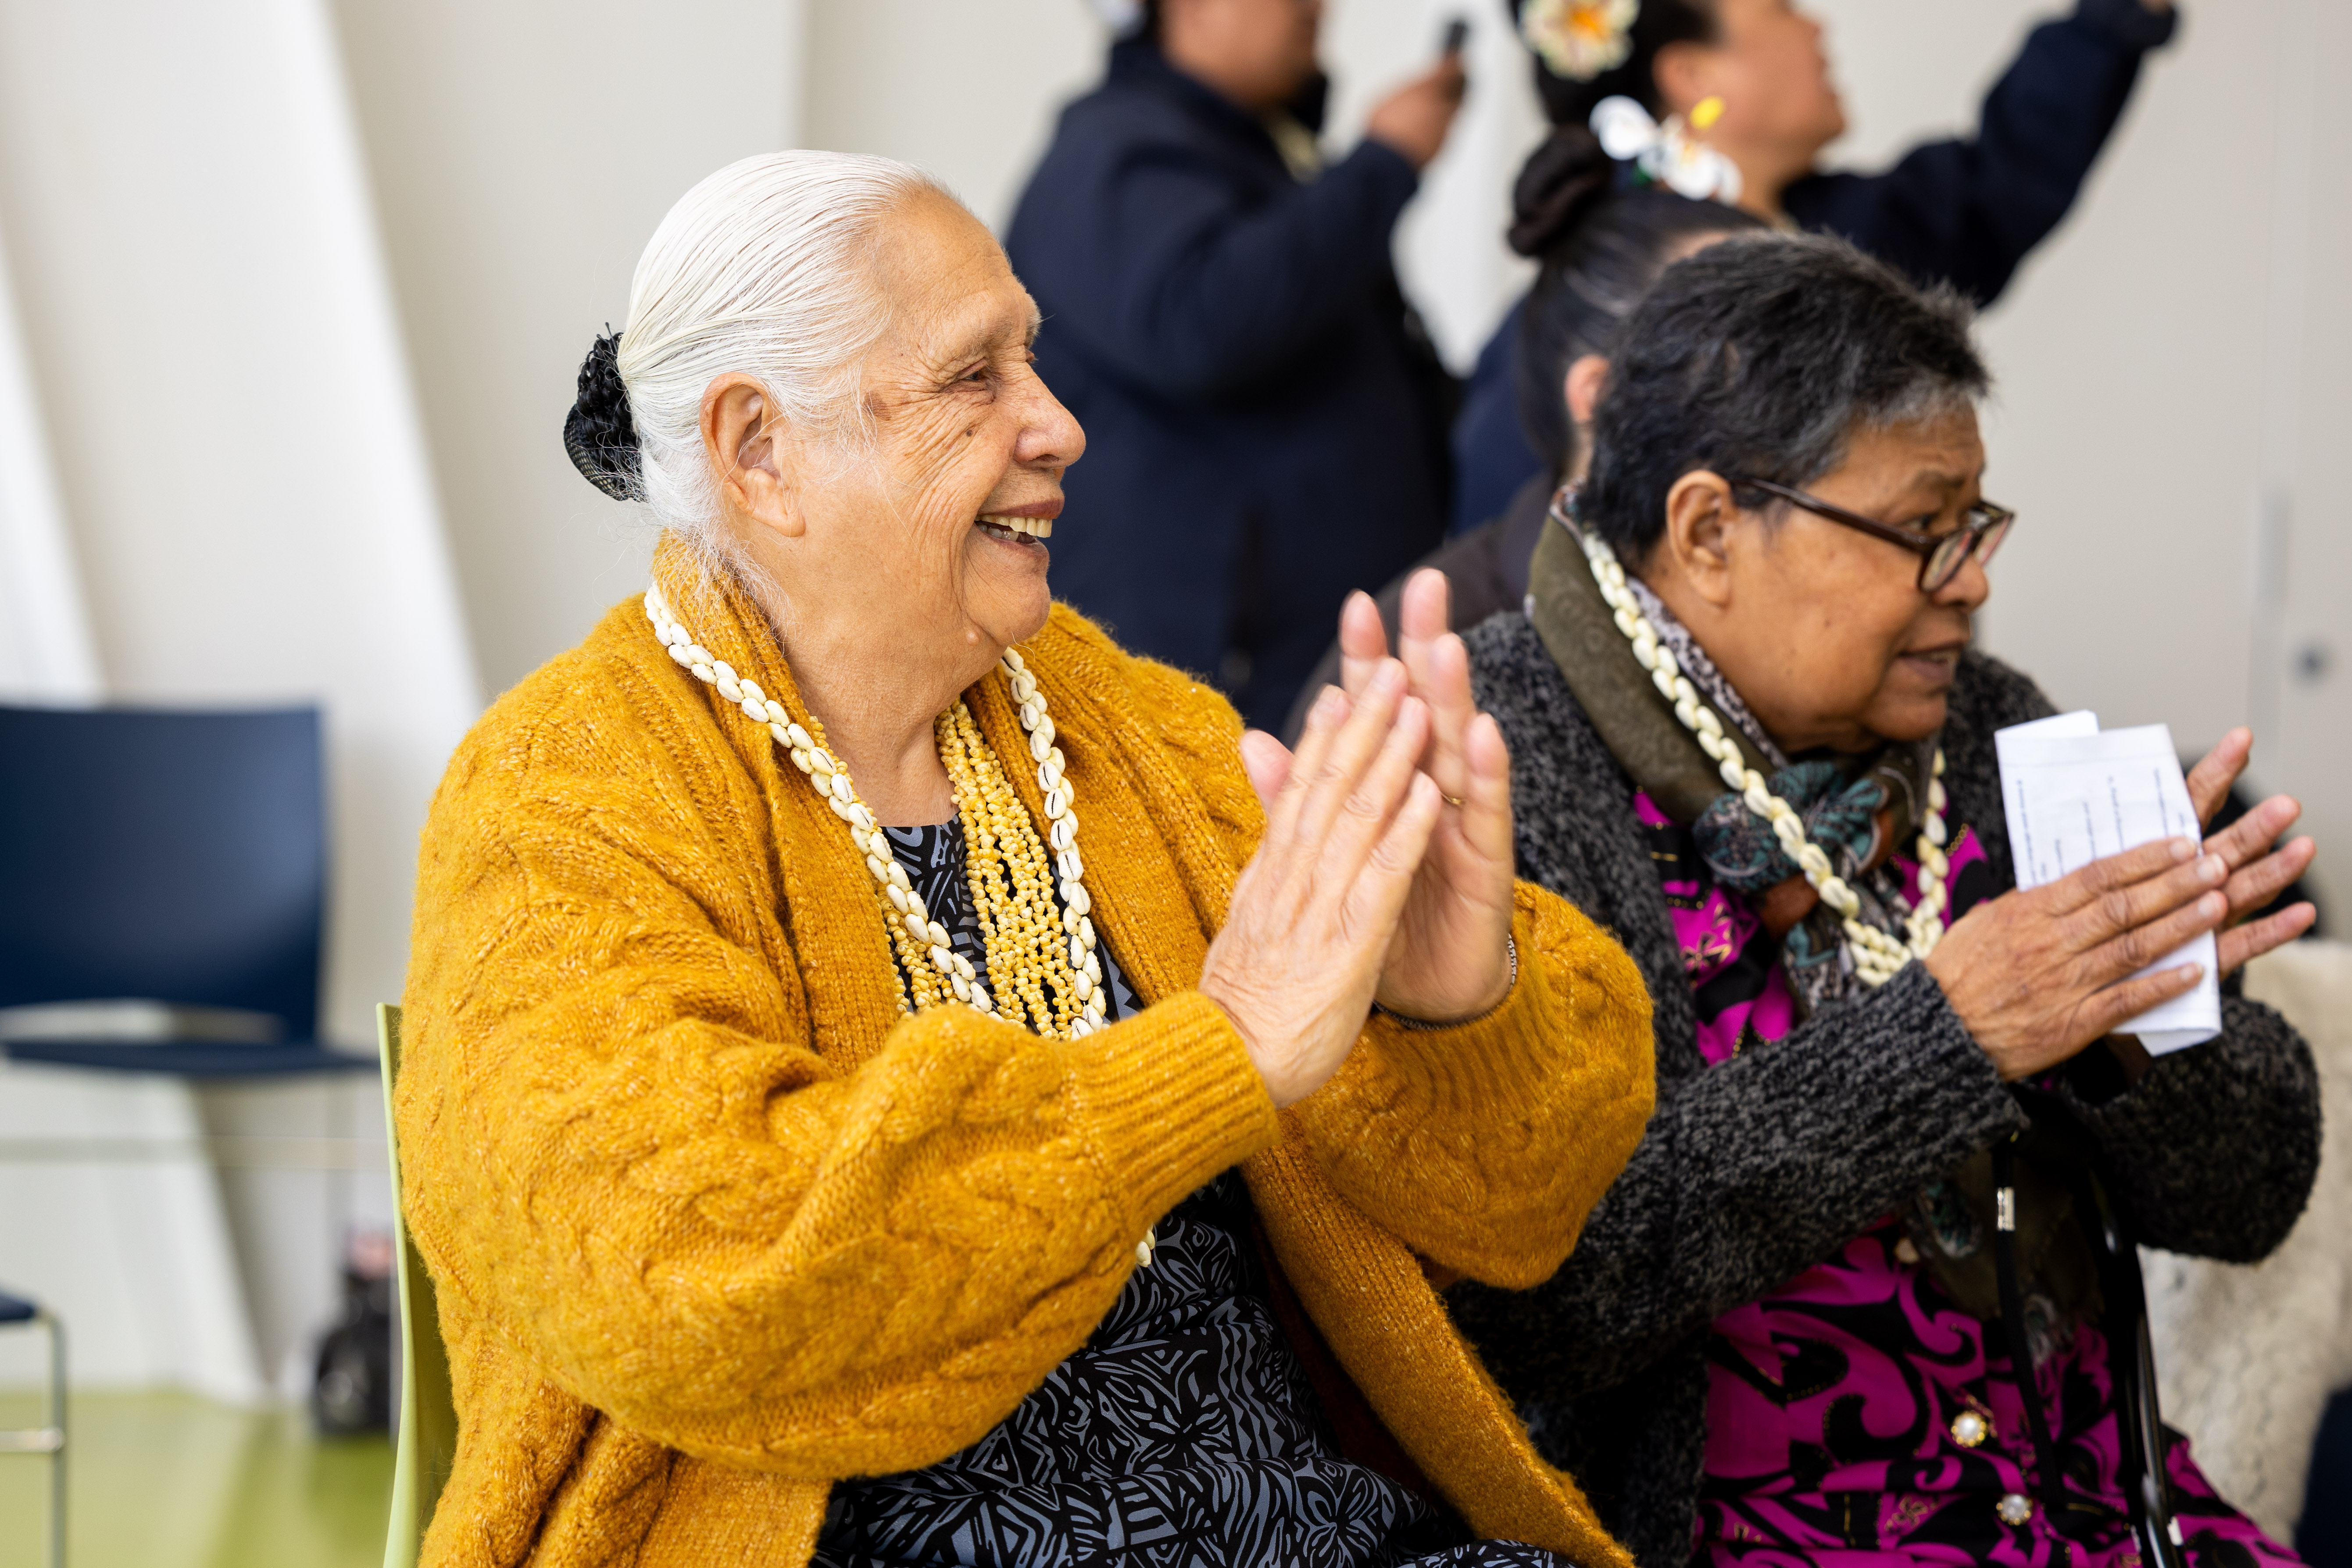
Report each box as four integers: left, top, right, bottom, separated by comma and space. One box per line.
379, 1004, 456, 1568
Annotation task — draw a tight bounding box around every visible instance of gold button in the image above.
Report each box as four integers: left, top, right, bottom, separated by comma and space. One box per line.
1997, 1493, 2034, 1526
1951, 1409, 1991, 1448
1894, 1237, 1922, 1266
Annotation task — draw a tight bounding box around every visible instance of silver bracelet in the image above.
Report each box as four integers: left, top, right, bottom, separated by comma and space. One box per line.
1373, 935, 1518, 1032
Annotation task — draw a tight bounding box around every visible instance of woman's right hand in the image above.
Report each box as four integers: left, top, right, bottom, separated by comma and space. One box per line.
1200, 660, 1445, 1108
1923, 836, 2228, 1081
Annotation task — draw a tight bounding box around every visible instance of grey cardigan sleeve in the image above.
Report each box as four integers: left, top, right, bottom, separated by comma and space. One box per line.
1449, 963, 2027, 1397
2053, 995, 2321, 1261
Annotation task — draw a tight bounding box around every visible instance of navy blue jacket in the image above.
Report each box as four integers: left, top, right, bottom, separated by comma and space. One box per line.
1007, 40, 1453, 731
1450, 0, 2179, 534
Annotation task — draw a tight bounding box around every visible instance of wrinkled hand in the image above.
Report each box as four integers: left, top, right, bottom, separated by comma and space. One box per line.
1336, 570, 1517, 1022
1364, 56, 1466, 170
1200, 661, 1445, 1108
2183, 726, 2318, 973
1926, 836, 2230, 1080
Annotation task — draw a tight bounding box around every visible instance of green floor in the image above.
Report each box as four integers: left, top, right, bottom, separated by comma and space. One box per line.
0, 1391, 390, 1568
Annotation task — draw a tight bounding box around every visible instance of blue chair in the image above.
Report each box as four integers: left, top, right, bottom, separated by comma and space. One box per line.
0, 1287, 64, 1568
0, 704, 369, 1075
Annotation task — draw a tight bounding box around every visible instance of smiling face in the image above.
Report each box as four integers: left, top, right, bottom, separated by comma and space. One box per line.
710, 189, 1084, 697
853, 191, 1082, 652
1644, 407, 1993, 754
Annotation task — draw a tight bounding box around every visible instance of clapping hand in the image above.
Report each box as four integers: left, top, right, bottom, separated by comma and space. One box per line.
1244, 569, 1518, 1023
1923, 726, 2316, 1082
1204, 661, 1446, 1107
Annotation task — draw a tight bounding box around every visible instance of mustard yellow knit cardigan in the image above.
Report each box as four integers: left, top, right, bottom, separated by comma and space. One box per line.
398, 543, 1656, 1568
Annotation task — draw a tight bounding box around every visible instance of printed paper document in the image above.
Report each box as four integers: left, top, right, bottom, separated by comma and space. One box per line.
1993, 711, 2219, 1054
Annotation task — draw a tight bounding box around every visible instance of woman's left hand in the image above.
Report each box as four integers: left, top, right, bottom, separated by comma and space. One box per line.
2183, 727, 2319, 974
1313, 568, 1519, 1021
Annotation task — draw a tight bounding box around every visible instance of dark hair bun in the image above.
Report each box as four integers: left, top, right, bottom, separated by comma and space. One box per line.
563, 330, 642, 501
1509, 125, 1615, 258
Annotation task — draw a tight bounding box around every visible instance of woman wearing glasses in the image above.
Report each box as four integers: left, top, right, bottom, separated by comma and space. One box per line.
1345, 234, 2323, 1568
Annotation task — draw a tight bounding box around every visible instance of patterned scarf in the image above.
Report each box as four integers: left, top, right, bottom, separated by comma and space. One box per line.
1526, 495, 1940, 1015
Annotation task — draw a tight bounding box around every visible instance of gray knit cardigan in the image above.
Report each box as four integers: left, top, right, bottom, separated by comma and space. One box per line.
1448, 612, 2322, 1568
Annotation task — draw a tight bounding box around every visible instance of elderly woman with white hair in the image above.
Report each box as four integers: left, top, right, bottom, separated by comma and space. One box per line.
396, 150, 1656, 1568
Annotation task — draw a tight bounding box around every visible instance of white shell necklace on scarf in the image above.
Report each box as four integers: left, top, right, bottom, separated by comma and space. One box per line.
1563, 507, 1951, 988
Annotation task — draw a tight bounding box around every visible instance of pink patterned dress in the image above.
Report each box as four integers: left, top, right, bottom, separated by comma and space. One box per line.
1634, 789, 2298, 1568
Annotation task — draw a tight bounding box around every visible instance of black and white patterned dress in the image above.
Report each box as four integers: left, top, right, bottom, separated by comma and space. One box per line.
811, 821, 1569, 1568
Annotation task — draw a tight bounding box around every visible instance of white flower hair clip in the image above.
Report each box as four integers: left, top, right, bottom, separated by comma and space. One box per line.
1521, 0, 1641, 82
1590, 94, 1744, 203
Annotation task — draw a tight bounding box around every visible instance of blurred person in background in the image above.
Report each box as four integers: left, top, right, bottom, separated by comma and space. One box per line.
1290, 123, 1761, 737
1453, 0, 2180, 533
1008, 0, 1469, 731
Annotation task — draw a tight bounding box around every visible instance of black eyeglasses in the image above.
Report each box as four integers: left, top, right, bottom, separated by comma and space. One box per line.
1727, 475, 2015, 593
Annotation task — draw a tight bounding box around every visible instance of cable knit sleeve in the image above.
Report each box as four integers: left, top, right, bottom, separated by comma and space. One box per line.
1096, 614, 1657, 1289
2049, 994, 2321, 1261
1290, 882, 1655, 1288
399, 640, 1280, 1483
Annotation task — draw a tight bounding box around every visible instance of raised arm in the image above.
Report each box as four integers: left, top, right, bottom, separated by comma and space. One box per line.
1784, 0, 2177, 306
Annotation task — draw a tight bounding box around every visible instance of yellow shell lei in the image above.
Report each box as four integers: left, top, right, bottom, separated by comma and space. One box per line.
643, 584, 1108, 1039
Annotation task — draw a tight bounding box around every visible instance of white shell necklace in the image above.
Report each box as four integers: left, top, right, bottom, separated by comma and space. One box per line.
1568, 523, 1949, 986
642, 582, 1109, 1037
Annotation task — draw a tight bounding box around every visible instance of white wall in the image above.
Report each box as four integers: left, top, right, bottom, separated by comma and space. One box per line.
2259, 0, 2352, 931
1322, 0, 1547, 368
0, 0, 483, 1045
0, 0, 480, 1391
329, 0, 806, 695
0, 1066, 269, 1400
344, 0, 1548, 691
805, 0, 1103, 234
